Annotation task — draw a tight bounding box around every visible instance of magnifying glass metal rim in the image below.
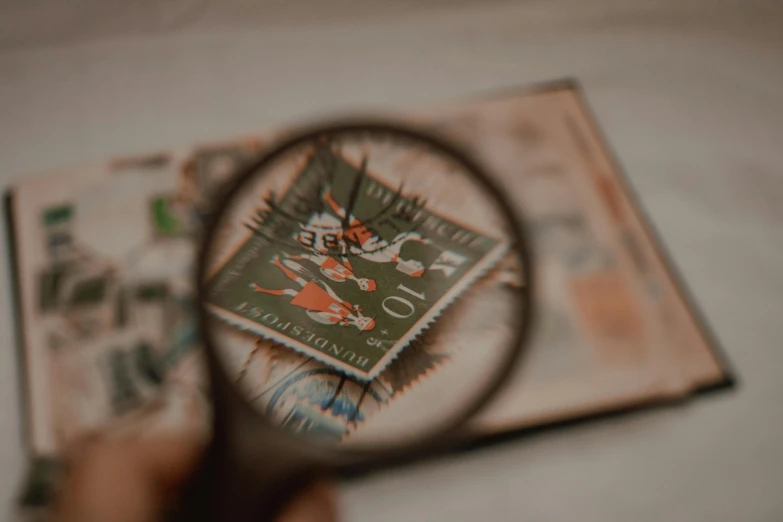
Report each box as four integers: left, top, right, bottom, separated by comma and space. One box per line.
195, 118, 536, 468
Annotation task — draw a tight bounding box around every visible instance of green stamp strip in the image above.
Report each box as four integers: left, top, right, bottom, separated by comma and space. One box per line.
206, 146, 507, 379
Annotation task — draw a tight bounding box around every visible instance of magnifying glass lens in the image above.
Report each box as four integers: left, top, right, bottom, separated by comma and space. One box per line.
200, 125, 530, 452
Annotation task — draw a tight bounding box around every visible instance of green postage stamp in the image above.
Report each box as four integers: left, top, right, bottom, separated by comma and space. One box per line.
205, 145, 507, 379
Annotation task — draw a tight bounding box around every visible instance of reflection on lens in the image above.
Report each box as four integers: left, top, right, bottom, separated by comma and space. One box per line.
202, 126, 528, 449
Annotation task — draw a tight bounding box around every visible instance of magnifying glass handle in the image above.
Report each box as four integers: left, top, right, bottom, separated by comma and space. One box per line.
174, 436, 320, 522
176, 330, 333, 521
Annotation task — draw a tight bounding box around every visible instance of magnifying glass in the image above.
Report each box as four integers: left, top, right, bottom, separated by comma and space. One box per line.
184, 121, 534, 522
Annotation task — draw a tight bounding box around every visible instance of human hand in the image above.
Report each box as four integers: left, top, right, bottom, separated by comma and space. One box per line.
54, 435, 336, 522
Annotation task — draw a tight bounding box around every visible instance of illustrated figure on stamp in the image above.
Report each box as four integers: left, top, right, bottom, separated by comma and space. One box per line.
251, 256, 377, 332
294, 186, 435, 278
281, 252, 377, 292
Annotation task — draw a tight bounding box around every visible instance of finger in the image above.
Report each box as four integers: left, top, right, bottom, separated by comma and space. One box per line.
276, 482, 337, 522
55, 437, 204, 522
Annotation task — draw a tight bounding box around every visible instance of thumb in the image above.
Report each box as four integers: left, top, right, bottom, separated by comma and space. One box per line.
276, 482, 337, 522
55, 436, 204, 522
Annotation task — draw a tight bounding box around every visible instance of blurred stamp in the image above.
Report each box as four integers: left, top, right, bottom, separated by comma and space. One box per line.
568, 269, 644, 357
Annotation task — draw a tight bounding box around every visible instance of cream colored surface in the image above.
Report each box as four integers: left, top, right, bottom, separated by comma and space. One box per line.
0, 1, 781, 521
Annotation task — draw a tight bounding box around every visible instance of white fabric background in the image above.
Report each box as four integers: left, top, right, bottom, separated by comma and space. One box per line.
0, 1, 781, 520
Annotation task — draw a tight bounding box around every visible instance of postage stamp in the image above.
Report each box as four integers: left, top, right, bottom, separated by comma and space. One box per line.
233, 325, 452, 443
205, 143, 508, 379
244, 343, 393, 442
